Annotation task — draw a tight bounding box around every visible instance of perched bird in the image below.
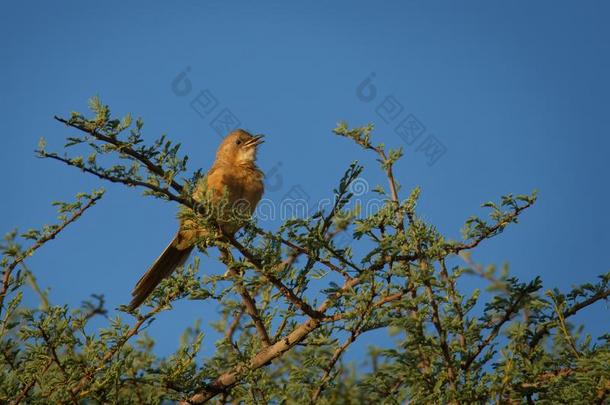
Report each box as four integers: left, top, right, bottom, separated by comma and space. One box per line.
127, 129, 265, 310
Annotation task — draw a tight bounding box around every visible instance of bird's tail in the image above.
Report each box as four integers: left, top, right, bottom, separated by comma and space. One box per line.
128, 232, 194, 310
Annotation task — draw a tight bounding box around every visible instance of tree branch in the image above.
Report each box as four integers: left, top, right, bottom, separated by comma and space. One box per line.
70, 289, 184, 397
10, 358, 53, 405
449, 200, 535, 254
309, 329, 362, 403
0, 192, 102, 315
37, 151, 183, 202
38, 326, 79, 404
463, 288, 531, 371
181, 260, 394, 404
529, 287, 610, 349
54, 115, 184, 194
226, 235, 325, 320
219, 247, 271, 347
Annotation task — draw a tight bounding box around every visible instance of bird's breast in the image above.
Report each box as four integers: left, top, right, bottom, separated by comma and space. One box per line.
205, 164, 264, 213
234, 168, 264, 211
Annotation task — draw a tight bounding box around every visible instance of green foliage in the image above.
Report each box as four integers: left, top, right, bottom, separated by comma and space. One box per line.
1, 99, 608, 404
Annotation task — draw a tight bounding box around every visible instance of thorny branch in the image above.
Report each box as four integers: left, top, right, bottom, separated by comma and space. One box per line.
529, 287, 610, 349
219, 247, 271, 347
0, 193, 103, 315
70, 289, 184, 397
10, 359, 53, 405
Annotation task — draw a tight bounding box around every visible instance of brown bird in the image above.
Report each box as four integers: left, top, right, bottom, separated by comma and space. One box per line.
127, 129, 265, 310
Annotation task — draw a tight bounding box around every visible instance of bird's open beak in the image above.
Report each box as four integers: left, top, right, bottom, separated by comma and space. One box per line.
246, 134, 265, 148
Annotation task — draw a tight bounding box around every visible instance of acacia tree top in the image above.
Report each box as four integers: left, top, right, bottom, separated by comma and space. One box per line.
1, 98, 608, 404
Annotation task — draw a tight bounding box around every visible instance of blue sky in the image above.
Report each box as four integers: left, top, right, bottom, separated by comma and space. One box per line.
1, 1, 608, 362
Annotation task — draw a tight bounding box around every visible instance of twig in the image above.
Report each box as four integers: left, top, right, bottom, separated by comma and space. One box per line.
263, 230, 360, 276
53, 116, 184, 193
10, 358, 53, 405
70, 290, 182, 397
459, 253, 509, 294
449, 201, 534, 254
422, 265, 459, 395
439, 259, 467, 352
309, 329, 361, 403
38, 151, 182, 202
219, 247, 271, 347
374, 146, 406, 229
0, 193, 102, 314
38, 327, 79, 404
226, 235, 324, 320
519, 368, 575, 389
529, 287, 610, 349
224, 310, 244, 343
310, 275, 378, 403
463, 288, 530, 371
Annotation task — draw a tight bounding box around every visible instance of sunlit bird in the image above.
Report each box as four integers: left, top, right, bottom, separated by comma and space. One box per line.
127, 130, 265, 310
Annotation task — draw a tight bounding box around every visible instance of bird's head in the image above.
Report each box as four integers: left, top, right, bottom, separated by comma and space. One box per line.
215, 129, 265, 166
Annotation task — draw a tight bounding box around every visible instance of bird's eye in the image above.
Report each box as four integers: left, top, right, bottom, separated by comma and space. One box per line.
235, 139, 242, 145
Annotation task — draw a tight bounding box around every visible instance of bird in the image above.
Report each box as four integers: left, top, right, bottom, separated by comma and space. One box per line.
127, 129, 265, 310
